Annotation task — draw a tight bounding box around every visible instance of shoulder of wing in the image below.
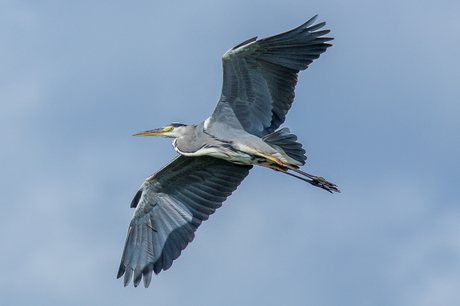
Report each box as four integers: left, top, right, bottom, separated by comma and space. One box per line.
222, 37, 260, 63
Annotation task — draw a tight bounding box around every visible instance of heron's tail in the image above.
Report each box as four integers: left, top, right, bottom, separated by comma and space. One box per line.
261, 128, 339, 193
262, 127, 307, 166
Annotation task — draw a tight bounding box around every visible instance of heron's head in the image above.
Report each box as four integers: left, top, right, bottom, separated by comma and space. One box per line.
133, 123, 189, 138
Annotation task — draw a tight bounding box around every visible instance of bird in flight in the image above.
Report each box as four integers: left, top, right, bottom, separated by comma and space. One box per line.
118, 15, 338, 288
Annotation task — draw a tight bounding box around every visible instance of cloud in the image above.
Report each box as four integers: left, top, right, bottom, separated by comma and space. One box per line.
1, 1, 460, 305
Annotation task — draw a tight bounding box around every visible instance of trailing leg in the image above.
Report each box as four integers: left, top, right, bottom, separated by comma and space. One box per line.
261, 157, 339, 193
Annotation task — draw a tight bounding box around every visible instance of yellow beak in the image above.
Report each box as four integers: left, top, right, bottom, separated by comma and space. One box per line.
133, 126, 172, 137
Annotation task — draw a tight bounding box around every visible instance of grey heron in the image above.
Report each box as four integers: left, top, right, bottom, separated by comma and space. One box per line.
118, 15, 338, 288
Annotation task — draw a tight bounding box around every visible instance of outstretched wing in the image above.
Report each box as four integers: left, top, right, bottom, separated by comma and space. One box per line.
117, 155, 252, 288
211, 15, 333, 137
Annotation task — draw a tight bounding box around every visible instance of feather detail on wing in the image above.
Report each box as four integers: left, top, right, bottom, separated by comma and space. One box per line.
117, 155, 252, 287
211, 15, 333, 137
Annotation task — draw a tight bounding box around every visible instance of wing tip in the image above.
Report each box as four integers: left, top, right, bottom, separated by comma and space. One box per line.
116, 263, 126, 279
117, 261, 156, 288
143, 264, 154, 288
123, 267, 133, 287
306, 14, 319, 26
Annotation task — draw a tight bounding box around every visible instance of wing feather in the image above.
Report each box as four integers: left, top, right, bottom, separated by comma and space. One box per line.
118, 155, 252, 287
210, 15, 333, 137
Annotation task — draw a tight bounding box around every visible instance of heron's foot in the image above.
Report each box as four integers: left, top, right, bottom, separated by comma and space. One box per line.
311, 176, 340, 193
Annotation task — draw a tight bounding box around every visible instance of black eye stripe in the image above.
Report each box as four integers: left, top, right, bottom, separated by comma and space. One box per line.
170, 123, 187, 128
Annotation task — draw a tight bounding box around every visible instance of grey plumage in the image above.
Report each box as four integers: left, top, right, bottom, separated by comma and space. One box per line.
118, 156, 252, 287
262, 127, 307, 165
211, 14, 333, 137
118, 15, 338, 288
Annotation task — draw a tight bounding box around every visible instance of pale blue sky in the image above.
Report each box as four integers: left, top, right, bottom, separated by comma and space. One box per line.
1, 1, 460, 305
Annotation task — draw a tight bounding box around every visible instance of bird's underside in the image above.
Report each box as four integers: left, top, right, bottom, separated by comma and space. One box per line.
118, 15, 337, 288
174, 124, 339, 193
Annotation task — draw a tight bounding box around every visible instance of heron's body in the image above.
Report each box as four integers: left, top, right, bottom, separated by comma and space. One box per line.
118, 15, 338, 288
170, 121, 304, 167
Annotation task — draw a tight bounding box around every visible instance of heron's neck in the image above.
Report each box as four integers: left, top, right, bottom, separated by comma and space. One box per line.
172, 125, 202, 154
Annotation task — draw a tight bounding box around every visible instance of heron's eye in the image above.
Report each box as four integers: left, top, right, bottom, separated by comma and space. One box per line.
164, 126, 174, 132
